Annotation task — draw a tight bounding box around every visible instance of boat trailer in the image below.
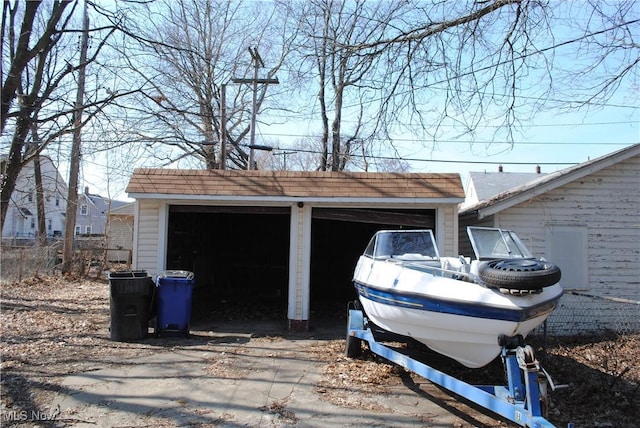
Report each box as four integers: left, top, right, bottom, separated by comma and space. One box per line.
346, 306, 565, 428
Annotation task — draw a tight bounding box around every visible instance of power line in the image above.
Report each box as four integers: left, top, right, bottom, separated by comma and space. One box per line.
276, 146, 574, 166
260, 108, 640, 125
37, 138, 640, 155
76, 144, 579, 168
255, 134, 637, 146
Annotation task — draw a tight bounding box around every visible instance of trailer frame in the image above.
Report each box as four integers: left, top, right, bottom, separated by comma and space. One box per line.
346, 307, 558, 428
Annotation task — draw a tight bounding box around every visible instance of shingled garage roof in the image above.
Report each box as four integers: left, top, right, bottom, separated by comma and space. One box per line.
126, 168, 465, 201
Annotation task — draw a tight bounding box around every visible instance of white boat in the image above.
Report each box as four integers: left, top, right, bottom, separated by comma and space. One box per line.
352, 227, 563, 368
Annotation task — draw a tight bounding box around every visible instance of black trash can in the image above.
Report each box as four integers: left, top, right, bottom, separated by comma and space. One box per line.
156, 270, 195, 337
109, 270, 154, 341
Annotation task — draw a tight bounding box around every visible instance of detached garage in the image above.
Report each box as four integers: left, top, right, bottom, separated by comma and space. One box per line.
126, 169, 464, 330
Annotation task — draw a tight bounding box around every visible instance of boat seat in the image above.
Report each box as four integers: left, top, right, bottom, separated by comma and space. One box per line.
441, 256, 471, 274
393, 253, 438, 261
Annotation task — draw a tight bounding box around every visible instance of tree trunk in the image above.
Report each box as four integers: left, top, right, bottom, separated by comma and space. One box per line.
62, 1, 89, 274
33, 154, 47, 247
331, 87, 343, 171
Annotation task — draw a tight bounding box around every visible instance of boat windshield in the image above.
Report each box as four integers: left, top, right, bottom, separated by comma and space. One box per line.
467, 227, 532, 260
369, 230, 439, 260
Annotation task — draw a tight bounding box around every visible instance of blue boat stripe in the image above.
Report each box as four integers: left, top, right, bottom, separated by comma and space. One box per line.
354, 281, 558, 322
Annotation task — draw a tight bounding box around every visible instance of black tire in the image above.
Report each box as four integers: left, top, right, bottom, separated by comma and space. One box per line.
478, 259, 561, 290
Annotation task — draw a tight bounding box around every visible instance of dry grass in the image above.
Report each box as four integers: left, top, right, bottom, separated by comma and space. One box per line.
1, 276, 638, 427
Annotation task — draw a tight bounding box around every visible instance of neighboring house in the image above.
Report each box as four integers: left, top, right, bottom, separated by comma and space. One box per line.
461, 168, 546, 212
106, 202, 134, 263
75, 186, 128, 236
1, 154, 128, 244
1, 155, 68, 241
458, 168, 547, 255
125, 169, 465, 330
459, 144, 640, 335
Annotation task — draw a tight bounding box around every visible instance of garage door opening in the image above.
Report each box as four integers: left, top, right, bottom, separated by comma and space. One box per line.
166, 206, 290, 322
309, 208, 436, 323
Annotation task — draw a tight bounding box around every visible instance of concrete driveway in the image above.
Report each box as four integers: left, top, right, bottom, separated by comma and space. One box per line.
51, 320, 509, 427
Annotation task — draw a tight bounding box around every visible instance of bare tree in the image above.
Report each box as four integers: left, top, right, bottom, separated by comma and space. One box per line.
1, 0, 76, 230
0, 1, 72, 131
304, 0, 638, 158
288, 0, 555, 172
547, 0, 639, 109
292, 0, 411, 171
119, 0, 294, 171
0, 0, 130, 232
89, 0, 636, 179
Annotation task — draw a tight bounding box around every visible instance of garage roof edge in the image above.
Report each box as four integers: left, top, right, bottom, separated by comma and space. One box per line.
126, 169, 465, 201
127, 193, 464, 204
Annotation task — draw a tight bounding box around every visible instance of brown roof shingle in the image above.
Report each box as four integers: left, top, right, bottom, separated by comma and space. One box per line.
126, 168, 464, 200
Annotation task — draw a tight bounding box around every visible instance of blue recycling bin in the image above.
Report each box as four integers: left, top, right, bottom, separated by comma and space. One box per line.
156, 270, 195, 337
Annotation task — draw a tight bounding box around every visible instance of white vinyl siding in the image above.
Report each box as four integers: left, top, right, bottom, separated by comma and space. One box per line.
134, 200, 162, 277
438, 204, 458, 257
490, 155, 640, 334
288, 203, 311, 321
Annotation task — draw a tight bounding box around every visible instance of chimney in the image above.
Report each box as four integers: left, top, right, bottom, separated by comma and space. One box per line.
84, 186, 89, 194
498, 165, 503, 173
536, 165, 541, 174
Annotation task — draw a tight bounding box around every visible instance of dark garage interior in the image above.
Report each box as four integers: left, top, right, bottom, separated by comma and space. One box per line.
166, 206, 291, 321
165, 205, 435, 326
309, 208, 437, 322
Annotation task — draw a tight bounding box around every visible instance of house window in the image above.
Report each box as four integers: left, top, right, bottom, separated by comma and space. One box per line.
28, 189, 33, 202
47, 219, 52, 231
55, 197, 60, 207
80, 204, 88, 215
85, 226, 92, 235
74, 226, 81, 235
30, 218, 35, 229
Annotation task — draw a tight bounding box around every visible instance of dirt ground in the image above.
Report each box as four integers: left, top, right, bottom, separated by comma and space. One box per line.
1, 276, 638, 427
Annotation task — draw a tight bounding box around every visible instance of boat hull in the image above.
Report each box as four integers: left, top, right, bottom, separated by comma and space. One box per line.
353, 257, 563, 368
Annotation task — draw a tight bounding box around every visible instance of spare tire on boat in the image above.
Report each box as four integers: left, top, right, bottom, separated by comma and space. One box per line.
478, 259, 561, 290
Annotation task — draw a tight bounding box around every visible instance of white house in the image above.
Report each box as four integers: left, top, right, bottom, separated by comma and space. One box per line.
1, 156, 68, 241
1, 156, 129, 246
459, 144, 640, 335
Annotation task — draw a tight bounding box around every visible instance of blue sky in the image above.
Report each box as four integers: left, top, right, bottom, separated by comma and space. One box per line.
402, 108, 639, 179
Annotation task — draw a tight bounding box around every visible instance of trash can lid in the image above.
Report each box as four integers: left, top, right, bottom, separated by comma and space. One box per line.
159, 270, 194, 279
109, 270, 149, 278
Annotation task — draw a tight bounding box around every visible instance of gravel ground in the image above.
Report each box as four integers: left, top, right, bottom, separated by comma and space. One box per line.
1, 276, 638, 427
